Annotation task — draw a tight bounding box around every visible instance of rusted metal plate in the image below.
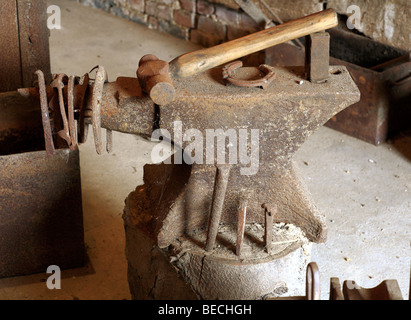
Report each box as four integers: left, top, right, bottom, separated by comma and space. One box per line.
0, 91, 85, 278
0, 0, 51, 92
265, 30, 411, 145
0, 91, 45, 155
17, 0, 52, 88
0, 0, 22, 92
0, 148, 85, 278
235, 200, 247, 257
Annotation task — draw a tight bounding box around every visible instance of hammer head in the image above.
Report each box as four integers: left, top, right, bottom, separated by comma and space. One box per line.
137, 54, 175, 106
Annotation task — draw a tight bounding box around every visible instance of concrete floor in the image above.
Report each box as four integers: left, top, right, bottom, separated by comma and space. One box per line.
0, 0, 410, 300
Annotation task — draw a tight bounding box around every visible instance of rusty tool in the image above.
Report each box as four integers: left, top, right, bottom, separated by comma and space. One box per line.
26, 66, 113, 156
137, 9, 338, 105
91, 65, 106, 155
236, 199, 247, 256
50, 74, 71, 147
137, 54, 175, 106
262, 203, 276, 254
35, 70, 55, 156
205, 164, 232, 252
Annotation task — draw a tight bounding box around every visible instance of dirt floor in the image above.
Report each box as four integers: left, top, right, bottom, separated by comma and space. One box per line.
0, 0, 409, 300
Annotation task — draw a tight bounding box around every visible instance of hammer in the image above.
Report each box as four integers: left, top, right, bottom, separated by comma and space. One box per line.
137, 8, 338, 105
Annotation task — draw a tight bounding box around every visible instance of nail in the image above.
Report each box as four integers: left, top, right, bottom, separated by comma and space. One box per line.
262, 203, 277, 254
236, 199, 247, 257
205, 164, 231, 252
106, 129, 113, 153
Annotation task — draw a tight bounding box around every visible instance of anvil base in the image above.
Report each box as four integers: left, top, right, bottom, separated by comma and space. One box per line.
124, 186, 312, 299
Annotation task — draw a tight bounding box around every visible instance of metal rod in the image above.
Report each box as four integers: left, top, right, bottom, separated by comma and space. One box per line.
78, 73, 90, 144
205, 164, 231, 252
236, 199, 247, 256
262, 203, 276, 254
91, 66, 106, 155
35, 70, 55, 156
306, 262, 321, 300
51, 74, 71, 145
263, 205, 273, 254
68, 75, 77, 150
106, 129, 113, 154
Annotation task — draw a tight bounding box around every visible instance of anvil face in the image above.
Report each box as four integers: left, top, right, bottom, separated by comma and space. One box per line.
162, 66, 360, 167
125, 65, 360, 249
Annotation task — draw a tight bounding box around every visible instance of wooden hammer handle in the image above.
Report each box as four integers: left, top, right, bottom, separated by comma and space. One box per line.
169, 9, 338, 79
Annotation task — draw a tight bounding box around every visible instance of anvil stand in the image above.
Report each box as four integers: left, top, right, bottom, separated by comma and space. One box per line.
123, 33, 360, 299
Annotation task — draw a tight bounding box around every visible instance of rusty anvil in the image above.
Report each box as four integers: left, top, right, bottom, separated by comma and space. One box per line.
21, 9, 360, 298
105, 9, 359, 248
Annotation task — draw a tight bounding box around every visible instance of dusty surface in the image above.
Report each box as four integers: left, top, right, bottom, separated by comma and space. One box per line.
175, 222, 308, 262
0, 0, 410, 300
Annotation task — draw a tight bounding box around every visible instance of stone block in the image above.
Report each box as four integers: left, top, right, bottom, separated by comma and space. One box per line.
179, 0, 197, 12
173, 9, 196, 28
197, 0, 215, 15
158, 20, 189, 39
215, 4, 239, 26
128, 0, 144, 12
146, 1, 173, 21
328, 0, 411, 51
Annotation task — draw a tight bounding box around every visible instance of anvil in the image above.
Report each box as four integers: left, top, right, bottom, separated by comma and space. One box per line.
108, 64, 360, 251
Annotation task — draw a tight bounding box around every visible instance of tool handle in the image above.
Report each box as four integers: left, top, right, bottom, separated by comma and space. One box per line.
169, 9, 338, 78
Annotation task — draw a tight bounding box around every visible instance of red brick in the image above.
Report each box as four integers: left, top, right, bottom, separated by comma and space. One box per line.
197, 15, 226, 39
128, 0, 144, 12
197, 0, 215, 15
215, 4, 239, 26
179, 0, 196, 12
146, 1, 173, 21
173, 9, 196, 28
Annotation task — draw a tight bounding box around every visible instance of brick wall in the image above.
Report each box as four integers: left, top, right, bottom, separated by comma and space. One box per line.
79, 0, 261, 47
79, 0, 410, 51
